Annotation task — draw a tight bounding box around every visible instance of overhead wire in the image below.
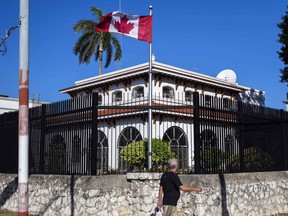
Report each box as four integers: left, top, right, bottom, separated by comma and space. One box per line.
0, 22, 21, 55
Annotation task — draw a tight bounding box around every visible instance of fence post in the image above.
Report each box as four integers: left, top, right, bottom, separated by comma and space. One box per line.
280, 109, 287, 170
39, 104, 46, 173
238, 101, 244, 172
0, 113, 7, 172
193, 92, 201, 174
91, 92, 98, 175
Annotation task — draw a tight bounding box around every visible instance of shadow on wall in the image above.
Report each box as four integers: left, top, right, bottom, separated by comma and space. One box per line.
219, 174, 229, 216
70, 175, 75, 216
38, 175, 76, 215
0, 175, 76, 215
0, 177, 18, 207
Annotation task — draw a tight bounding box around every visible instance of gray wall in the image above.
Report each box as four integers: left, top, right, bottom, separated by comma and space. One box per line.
0, 172, 287, 216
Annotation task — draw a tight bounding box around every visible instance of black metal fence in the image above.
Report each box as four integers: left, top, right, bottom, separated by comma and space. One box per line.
0, 111, 18, 173
0, 92, 287, 175
194, 93, 288, 174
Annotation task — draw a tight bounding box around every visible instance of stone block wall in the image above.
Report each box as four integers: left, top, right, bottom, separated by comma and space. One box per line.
0, 171, 287, 215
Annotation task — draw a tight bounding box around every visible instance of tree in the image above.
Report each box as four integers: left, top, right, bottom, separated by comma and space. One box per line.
278, 8, 288, 82
120, 138, 175, 170
73, 7, 122, 75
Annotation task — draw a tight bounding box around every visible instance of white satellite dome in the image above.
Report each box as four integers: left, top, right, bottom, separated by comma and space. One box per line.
216, 69, 237, 83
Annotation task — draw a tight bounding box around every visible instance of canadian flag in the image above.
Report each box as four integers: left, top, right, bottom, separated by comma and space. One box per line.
95, 11, 152, 42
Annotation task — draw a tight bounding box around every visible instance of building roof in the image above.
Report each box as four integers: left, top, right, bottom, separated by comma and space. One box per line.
0, 95, 48, 114
59, 61, 255, 94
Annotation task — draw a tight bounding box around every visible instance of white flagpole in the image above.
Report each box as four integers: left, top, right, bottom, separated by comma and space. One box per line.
148, 5, 153, 169
18, 0, 29, 215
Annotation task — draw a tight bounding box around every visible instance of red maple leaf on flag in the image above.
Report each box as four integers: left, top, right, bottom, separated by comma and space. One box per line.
115, 15, 134, 34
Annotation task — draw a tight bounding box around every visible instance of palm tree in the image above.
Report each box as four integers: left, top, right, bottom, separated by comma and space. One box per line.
73, 7, 122, 75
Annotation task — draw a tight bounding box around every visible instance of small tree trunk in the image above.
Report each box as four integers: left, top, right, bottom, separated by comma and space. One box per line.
98, 33, 103, 75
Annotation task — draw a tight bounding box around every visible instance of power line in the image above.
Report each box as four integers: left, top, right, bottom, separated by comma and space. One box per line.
0, 22, 21, 55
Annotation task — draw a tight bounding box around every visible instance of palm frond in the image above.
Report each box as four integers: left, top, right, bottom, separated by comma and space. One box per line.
73, 32, 94, 54
95, 45, 100, 61
91, 7, 104, 20
84, 34, 99, 62
73, 20, 96, 33
111, 36, 122, 61
104, 43, 113, 68
73, 32, 98, 64
101, 33, 112, 68
72, 7, 122, 73
78, 42, 90, 64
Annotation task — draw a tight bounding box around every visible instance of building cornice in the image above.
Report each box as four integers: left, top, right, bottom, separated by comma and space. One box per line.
59, 61, 258, 94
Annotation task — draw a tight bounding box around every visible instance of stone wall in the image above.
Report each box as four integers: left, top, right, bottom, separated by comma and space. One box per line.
0, 171, 287, 216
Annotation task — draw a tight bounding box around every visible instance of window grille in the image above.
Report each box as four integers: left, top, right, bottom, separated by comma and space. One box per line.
200, 129, 217, 148
185, 91, 193, 102
162, 86, 175, 99
225, 134, 235, 153
112, 91, 122, 102
205, 95, 212, 107
118, 127, 143, 170
98, 95, 103, 105
223, 98, 231, 109
162, 126, 188, 169
132, 86, 144, 98
96, 130, 108, 174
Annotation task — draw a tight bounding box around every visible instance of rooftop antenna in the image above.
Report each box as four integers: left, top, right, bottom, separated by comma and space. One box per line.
31, 93, 40, 107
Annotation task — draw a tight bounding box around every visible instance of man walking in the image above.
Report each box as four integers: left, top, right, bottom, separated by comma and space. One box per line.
157, 159, 202, 216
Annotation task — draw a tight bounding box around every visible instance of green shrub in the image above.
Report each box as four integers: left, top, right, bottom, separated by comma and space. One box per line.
227, 147, 274, 172
120, 138, 175, 170
200, 147, 227, 172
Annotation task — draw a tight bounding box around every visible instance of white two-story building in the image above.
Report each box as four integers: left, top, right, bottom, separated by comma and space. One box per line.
59, 61, 265, 170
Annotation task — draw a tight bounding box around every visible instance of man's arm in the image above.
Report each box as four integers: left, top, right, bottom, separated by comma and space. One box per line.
179, 185, 202, 192
157, 186, 163, 208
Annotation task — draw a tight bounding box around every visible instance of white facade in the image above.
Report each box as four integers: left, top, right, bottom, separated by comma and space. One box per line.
0, 95, 47, 115
59, 62, 264, 170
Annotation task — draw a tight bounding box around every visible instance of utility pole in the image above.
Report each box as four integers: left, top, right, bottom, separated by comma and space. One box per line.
18, 0, 29, 215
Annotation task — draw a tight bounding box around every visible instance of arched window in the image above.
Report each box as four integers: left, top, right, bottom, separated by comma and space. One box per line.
185, 91, 193, 102
98, 95, 103, 105
112, 91, 122, 102
205, 95, 212, 107
72, 135, 81, 163
88, 130, 108, 174
97, 130, 108, 173
118, 126, 143, 170
199, 129, 219, 173
200, 129, 217, 148
132, 86, 144, 98
49, 134, 66, 173
162, 126, 188, 169
225, 134, 235, 153
162, 86, 174, 99
223, 98, 231, 109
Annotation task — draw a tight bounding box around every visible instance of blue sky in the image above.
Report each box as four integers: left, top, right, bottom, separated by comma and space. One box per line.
0, 0, 287, 109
